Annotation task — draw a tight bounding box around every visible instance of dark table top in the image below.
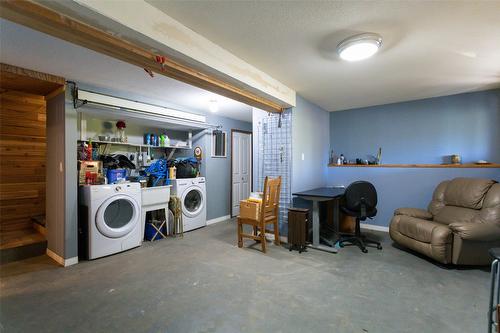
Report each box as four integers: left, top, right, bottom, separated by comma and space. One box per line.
292, 187, 345, 199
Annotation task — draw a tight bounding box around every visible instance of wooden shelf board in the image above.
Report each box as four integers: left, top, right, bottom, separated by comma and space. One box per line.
328, 163, 500, 168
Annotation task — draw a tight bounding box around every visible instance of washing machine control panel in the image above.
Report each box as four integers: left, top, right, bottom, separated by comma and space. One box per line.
115, 186, 122, 192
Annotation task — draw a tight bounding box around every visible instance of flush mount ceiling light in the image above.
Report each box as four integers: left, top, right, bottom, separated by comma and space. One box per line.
208, 99, 219, 113
337, 33, 383, 62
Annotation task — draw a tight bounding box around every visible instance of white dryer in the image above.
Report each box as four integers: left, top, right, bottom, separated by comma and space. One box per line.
79, 183, 142, 260
171, 177, 206, 232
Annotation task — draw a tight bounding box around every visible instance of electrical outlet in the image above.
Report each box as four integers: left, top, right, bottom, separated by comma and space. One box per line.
301, 153, 305, 161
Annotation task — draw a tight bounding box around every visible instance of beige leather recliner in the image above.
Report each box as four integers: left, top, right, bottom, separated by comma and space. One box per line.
389, 177, 500, 265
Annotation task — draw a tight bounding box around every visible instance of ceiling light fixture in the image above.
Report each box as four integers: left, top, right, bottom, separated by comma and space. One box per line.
337, 33, 383, 62
208, 99, 219, 113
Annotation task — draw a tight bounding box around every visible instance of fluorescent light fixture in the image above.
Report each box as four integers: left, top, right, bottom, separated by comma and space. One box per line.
208, 99, 218, 113
77, 89, 206, 123
337, 33, 382, 62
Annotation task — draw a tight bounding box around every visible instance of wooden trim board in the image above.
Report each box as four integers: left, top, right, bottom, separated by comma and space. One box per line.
46, 248, 78, 267
1, 63, 64, 85
1, 63, 65, 96
0, 1, 283, 113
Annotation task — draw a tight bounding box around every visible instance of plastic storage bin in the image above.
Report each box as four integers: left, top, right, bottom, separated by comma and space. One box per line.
144, 221, 166, 241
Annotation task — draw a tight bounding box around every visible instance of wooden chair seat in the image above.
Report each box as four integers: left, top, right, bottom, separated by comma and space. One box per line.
237, 176, 281, 253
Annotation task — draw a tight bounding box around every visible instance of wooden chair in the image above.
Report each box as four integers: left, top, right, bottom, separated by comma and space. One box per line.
237, 176, 281, 253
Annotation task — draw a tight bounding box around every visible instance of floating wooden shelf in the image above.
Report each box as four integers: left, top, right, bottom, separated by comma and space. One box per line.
328, 163, 500, 168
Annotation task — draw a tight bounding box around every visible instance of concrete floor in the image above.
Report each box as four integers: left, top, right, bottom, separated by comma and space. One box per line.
0, 219, 491, 333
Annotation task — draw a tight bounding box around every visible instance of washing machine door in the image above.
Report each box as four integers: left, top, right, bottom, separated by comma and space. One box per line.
95, 194, 140, 238
181, 186, 204, 218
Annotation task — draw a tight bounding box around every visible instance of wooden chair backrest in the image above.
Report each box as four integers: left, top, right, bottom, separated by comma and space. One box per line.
260, 176, 282, 221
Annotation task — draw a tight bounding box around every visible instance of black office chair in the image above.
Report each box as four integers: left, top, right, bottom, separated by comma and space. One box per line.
338, 181, 382, 253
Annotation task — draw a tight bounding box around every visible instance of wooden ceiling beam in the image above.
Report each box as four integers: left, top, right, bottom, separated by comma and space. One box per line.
0, 0, 284, 113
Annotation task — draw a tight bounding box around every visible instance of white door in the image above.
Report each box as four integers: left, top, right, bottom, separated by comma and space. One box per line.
232, 131, 252, 216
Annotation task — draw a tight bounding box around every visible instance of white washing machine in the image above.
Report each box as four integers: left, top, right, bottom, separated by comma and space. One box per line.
171, 177, 206, 232
79, 183, 142, 260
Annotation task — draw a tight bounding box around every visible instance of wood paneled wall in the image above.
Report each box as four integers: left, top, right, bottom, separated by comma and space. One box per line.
0, 91, 46, 234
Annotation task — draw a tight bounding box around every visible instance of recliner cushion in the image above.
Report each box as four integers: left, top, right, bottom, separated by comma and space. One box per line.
396, 216, 452, 244
444, 178, 495, 209
390, 215, 453, 264
433, 206, 479, 225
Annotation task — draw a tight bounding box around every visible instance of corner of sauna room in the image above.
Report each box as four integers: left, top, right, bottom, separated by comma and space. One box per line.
0, 64, 66, 263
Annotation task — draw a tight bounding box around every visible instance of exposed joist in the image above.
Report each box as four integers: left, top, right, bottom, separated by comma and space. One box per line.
0, 0, 284, 113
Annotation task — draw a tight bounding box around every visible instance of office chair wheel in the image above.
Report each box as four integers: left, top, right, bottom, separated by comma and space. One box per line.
362, 248, 368, 253
377, 244, 383, 250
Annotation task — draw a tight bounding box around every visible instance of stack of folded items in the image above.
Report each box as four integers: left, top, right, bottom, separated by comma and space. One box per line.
247, 192, 263, 203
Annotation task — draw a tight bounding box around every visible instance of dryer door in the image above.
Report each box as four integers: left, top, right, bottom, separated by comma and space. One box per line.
181, 186, 204, 218
95, 194, 139, 238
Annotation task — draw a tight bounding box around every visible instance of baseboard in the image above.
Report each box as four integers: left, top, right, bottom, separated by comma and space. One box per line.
360, 223, 389, 233
46, 248, 78, 267
207, 215, 231, 226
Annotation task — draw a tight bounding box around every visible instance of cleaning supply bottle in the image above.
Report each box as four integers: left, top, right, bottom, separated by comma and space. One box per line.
87, 140, 93, 161
169, 166, 176, 180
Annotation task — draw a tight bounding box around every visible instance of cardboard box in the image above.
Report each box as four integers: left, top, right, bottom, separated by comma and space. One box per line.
78, 160, 103, 185
239, 199, 261, 221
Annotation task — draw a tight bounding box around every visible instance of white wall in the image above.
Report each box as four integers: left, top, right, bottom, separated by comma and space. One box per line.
291, 95, 330, 192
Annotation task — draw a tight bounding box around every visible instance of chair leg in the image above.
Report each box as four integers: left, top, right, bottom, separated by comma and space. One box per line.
237, 218, 243, 248
260, 222, 267, 253
363, 236, 383, 250
274, 220, 280, 246
338, 217, 383, 253
253, 226, 258, 236
339, 237, 367, 253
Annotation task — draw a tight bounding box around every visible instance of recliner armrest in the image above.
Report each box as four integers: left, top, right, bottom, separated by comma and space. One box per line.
449, 222, 500, 242
394, 208, 433, 220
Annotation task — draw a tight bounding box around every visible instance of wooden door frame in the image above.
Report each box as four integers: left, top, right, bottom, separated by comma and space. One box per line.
230, 129, 253, 218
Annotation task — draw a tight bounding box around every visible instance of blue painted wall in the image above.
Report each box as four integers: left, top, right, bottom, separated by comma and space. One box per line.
330, 89, 500, 164
328, 168, 500, 228
195, 114, 252, 220
329, 89, 500, 227
292, 95, 330, 192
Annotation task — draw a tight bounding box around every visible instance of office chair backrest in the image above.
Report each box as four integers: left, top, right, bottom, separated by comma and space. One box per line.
344, 181, 377, 219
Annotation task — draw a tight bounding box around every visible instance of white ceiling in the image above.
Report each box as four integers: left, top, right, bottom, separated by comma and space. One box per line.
0, 19, 253, 122
147, 0, 500, 111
